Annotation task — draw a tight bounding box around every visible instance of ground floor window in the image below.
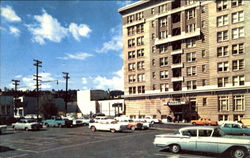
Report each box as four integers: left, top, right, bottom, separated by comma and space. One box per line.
130, 115, 136, 119
153, 115, 157, 119
218, 114, 228, 121
161, 115, 167, 119
189, 98, 196, 111
233, 95, 245, 111
233, 114, 244, 121
218, 96, 229, 111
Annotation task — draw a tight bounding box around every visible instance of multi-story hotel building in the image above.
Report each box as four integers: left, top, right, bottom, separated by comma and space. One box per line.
118, 0, 250, 122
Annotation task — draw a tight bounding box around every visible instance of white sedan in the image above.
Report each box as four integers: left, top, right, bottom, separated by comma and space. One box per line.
153, 126, 250, 158
89, 121, 127, 133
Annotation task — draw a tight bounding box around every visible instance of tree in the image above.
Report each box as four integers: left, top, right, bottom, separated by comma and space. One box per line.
40, 102, 58, 119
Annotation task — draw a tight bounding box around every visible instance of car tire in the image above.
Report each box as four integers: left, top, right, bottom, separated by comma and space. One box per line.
58, 124, 62, 128
131, 126, 135, 131
192, 122, 196, 125
91, 126, 96, 132
151, 121, 155, 124
24, 127, 29, 131
170, 144, 181, 153
110, 129, 116, 133
230, 147, 248, 158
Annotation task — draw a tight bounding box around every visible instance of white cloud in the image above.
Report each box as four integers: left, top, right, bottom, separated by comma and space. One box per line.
96, 25, 123, 53
57, 52, 93, 60
81, 77, 88, 84
15, 75, 22, 78
1, 5, 21, 22
9, 26, 20, 36
117, 1, 136, 7
21, 72, 56, 90
93, 67, 124, 90
27, 10, 68, 45
69, 23, 91, 41
27, 10, 92, 45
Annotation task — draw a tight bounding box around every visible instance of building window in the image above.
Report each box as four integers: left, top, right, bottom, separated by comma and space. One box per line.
151, 20, 155, 27
127, 15, 134, 23
217, 0, 228, 11
219, 115, 228, 121
217, 62, 229, 72
201, 50, 206, 58
232, 59, 244, 71
129, 87, 136, 94
217, 46, 228, 57
186, 23, 196, 33
160, 57, 168, 66
232, 75, 245, 86
152, 33, 155, 40
159, 31, 168, 39
160, 83, 169, 92
128, 38, 135, 48
152, 84, 156, 90
187, 80, 197, 90
160, 70, 168, 79
159, 44, 168, 53
136, 24, 144, 34
128, 63, 135, 71
137, 61, 144, 70
128, 51, 135, 59
186, 0, 195, 5
128, 75, 136, 83
202, 65, 206, 72
232, 27, 244, 39
186, 38, 196, 48
159, 17, 167, 27
127, 26, 135, 36
232, 43, 244, 55
233, 95, 245, 111
186, 52, 196, 62
152, 46, 156, 53
159, 4, 167, 13
137, 49, 144, 58
201, 6, 205, 13
201, 20, 205, 28
202, 98, 207, 106
232, 11, 244, 23
138, 86, 145, 94
137, 36, 144, 46
217, 30, 228, 42
137, 73, 145, 82
218, 96, 229, 111
231, 0, 242, 7
152, 72, 156, 79
218, 77, 229, 87
152, 59, 155, 66
151, 8, 155, 15
217, 15, 228, 27
186, 9, 195, 20
202, 79, 207, 86
187, 66, 196, 76
135, 12, 144, 21
233, 114, 244, 121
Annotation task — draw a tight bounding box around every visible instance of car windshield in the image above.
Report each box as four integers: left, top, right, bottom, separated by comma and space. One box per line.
27, 120, 36, 123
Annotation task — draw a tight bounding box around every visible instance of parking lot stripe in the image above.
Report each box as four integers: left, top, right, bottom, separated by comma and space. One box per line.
7, 154, 29, 158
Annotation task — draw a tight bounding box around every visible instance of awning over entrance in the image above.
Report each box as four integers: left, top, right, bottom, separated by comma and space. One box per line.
164, 101, 187, 106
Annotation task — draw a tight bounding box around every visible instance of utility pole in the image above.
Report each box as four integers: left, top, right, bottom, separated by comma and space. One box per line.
33, 59, 42, 119
62, 72, 69, 116
12, 79, 20, 116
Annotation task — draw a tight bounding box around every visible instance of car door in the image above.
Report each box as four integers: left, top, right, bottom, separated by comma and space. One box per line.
180, 129, 197, 151
196, 129, 218, 153
221, 123, 233, 134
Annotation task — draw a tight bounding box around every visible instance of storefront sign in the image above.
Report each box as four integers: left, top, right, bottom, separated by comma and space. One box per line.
165, 101, 187, 106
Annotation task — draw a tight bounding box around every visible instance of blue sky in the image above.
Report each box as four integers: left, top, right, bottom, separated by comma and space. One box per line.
0, 0, 135, 91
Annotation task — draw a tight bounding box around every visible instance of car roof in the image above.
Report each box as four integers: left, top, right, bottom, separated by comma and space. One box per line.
180, 126, 217, 131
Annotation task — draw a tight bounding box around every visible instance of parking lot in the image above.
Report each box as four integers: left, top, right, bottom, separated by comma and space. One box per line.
0, 124, 222, 158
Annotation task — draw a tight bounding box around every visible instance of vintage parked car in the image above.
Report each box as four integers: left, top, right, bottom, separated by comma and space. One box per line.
115, 117, 143, 130
191, 118, 218, 126
0, 125, 7, 134
153, 126, 250, 158
220, 122, 250, 136
42, 116, 73, 128
12, 119, 41, 131
134, 116, 160, 124
77, 116, 90, 126
89, 121, 128, 133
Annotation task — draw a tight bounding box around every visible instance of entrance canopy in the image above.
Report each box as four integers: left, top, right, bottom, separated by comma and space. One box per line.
164, 101, 187, 106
